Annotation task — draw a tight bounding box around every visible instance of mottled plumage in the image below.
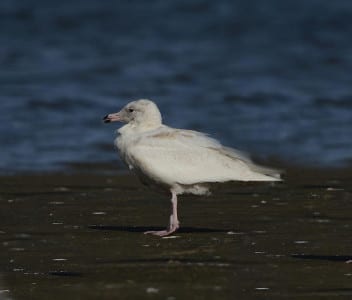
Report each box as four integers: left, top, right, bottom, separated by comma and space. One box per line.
103, 99, 281, 236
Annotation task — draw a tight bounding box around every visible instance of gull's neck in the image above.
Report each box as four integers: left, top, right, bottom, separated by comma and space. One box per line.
118, 122, 163, 136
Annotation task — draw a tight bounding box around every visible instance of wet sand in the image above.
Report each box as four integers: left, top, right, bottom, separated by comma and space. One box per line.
0, 166, 351, 299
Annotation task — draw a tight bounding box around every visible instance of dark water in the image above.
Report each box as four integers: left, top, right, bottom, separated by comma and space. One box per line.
1, 0, 352, 172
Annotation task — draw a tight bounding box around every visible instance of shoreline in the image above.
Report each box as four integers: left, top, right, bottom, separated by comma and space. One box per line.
1, 161, 351, 183
1, 158, 351, 175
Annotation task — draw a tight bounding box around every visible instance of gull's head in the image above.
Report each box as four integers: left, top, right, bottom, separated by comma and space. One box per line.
103, 99, 162, 128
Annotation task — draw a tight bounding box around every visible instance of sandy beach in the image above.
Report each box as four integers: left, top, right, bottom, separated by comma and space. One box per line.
0, 165, 351, 299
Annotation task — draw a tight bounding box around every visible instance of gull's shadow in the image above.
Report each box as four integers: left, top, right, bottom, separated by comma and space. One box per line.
292, 254, 352, 262
88, 225, 229, 234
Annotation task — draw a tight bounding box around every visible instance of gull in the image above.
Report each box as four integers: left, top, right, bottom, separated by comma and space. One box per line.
103, 99, 281, 236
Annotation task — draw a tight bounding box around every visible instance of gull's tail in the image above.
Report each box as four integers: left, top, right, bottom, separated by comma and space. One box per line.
219, 146, 283, 182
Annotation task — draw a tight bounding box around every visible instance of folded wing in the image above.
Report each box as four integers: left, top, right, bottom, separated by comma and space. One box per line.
128, 127, 281, 186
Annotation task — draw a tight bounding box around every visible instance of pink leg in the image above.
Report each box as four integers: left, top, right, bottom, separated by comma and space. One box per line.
145, 190, 180, 237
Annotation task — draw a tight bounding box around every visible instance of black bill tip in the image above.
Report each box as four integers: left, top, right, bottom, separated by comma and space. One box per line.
102, 115, 110, 123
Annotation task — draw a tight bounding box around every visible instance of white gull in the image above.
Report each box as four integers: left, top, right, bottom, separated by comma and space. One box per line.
103, 99, 282, 236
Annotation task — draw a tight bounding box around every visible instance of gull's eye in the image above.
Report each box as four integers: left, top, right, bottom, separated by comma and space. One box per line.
128, 108, 134, 113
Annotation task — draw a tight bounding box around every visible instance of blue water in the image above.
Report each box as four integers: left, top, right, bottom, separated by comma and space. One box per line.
1, 0, 351, 172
